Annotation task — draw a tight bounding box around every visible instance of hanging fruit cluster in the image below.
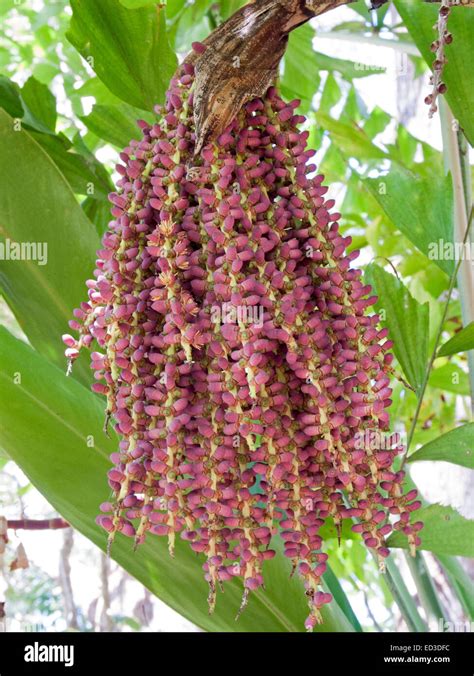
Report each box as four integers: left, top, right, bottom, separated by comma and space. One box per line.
425, 0, 453, 116
64, 47, 422, 630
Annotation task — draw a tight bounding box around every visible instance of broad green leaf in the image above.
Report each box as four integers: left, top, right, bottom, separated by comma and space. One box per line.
365, 263, 429, 396
71, 132, 115, 194
0, 1, 17, 19
437, 554, 474, 620
395, 0, 474, 146
438, 322, 474, 357
29, 131, 113, 198
282, 25, 321, 109
119, 0, 157, 7
67, 0, 177, 111
319, 518, 356, 542
215, 0, 247, 20
319, 73, 341, 113
388, 505, 474, 558
340, 85, 365, 124
323, 564, 362, 632
167, 0, 212, 53
0, 75, 54, 135
0, 108, 98, 383
282, 25, 379, 110
74, 77, 123, 107
81, 104, 150, 148
316, 112, 387, 161
315, 50, 385, 80
408, 423, 474, 470
0, 327, 354, 633
365, 167, 454, 276
386, 127, 419, 167
0, 75, 23, 118
31, 63, 60, 86
82, 196, 113, 238
363, 106, 391, 139
0, 77, 111, 198
320, 143, 348, 184
21, 76, 57, 132
429, 363, 470, 396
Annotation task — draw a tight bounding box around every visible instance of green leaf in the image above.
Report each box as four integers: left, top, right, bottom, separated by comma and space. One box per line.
82, 196, 112, 237
0, 75, 54, 135
119, 0, 157, 7
0, 108, 98, 382
167, 0, 212, 53
21, 76, 57, 132
81, 104, 149, 148
67, 0, 177, 111
0, 77, 111, 198
320, 518, 356, 542
437, 554, 474, 620
0, 327, 354, 633
438, 322, 474, 358
282, 25, 321, 109
388, 505, 474, 558
408, 423, 474, 470
217, 0, 247, 20
365, 264, 429, 395
320, 143, 348, 184
365, 167, 454, 276
316, 112, 387, 161
71, 132, 115, 194
363, 106, 392, 139
395, 0, 474, 146
340, 85, 365, 124
428, 363, 470, 396
323, 565, 363, 632
74, 76, 123, 106
29, 131, 113, 198
314, 50, 385, 81
319, 73, 341, 113
282, 25, 379, 110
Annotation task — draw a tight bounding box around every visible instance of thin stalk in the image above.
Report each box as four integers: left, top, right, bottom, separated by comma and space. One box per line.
440, 99, 474, 412
384, 555, 428, 632
401, 204, 474, 467
404, 552, 449, 626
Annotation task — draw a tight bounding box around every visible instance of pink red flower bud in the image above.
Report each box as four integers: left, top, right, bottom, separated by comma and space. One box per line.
67, 60, 422, 631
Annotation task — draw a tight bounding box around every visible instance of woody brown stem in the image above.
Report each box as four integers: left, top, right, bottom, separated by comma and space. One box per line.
6, 518, 70, 530
188, 0, 357, 154
187, 0, 472, 154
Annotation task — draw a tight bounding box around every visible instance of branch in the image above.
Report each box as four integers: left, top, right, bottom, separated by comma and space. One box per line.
188, 0, 357, 154
187, 0, 473, 153
6, 518, 70, 531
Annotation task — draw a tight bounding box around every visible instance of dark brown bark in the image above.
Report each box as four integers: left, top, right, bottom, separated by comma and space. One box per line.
187, 0, 356, 154
6, 518, 69, 530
